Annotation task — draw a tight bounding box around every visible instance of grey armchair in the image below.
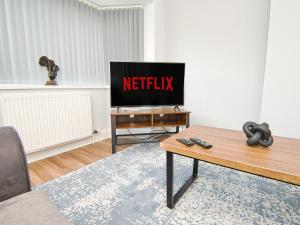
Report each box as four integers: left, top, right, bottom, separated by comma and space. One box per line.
0, 126, 31, 202
0, 126, 72, 225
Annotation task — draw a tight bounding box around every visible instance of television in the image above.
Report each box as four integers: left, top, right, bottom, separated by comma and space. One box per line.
110, 62, 185, 107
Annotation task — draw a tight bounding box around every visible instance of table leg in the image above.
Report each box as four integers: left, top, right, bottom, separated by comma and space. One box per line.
166, 151, 174, 208
193, 159, 198, 177
166, 151, 199, 209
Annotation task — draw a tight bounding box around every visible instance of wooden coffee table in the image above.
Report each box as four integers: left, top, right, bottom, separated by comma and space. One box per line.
160, 125, 300, 209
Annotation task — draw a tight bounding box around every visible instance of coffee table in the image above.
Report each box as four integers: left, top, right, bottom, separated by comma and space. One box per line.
160, 125, 300, 209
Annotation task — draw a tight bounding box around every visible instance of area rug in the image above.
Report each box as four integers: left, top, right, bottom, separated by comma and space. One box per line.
37, 143, 300, 225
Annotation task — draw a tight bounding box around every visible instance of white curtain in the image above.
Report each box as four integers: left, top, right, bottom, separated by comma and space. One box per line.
0, 0, 144, 86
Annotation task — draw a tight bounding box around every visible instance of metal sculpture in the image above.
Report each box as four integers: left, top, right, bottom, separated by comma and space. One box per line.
243, 122, 273, 147
39, 56, 59, 85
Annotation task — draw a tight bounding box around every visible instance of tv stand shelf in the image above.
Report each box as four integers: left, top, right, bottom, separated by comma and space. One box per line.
111, 108, 190, 154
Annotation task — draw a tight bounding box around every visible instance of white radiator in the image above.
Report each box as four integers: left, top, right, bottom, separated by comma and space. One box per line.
1, 92, 93, 153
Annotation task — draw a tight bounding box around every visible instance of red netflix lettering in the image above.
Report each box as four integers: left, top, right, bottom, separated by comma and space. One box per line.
140, 77, 146, 90
154, 77, 160, 90
132, 77, 138, 90
165, 76, 173, 91
122, 76, 174, 92
123, 77, 131, 91
147, 77, 154, 90
161, 76, 165, 90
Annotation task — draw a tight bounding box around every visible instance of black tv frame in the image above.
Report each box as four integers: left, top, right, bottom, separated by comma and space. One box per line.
110, 61, 185, 109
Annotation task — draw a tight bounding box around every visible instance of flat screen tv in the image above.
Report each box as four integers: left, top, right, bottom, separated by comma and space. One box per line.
110, 62, 185, 107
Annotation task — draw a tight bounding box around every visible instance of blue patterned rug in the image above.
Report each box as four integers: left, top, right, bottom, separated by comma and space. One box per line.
37, 143, 300, 225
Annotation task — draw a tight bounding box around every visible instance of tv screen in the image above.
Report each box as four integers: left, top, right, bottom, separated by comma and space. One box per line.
110, 62, 185, 107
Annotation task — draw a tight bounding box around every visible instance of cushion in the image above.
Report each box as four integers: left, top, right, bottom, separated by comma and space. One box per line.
0, 191, 71, 225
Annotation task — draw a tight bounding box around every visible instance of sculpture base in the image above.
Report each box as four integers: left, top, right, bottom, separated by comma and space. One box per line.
45, 80, 57, 85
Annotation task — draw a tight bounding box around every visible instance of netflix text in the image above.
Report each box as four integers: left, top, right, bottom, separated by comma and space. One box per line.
122, 76, 174, 92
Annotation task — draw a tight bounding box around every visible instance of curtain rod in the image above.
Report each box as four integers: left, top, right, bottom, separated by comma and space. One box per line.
78, 0, 143, 10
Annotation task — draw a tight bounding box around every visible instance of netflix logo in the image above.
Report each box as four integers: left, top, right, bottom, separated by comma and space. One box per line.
123, 76, 174, 92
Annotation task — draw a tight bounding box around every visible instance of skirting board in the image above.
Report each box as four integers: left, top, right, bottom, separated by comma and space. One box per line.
26, 126, 182, 163
26, 129, 110, 163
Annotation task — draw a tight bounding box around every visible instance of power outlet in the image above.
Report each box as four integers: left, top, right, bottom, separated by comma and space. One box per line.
93, 129, 101, 134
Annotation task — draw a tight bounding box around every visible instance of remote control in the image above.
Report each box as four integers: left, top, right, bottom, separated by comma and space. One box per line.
190, 137, 213, 149
176, 138, 194, 147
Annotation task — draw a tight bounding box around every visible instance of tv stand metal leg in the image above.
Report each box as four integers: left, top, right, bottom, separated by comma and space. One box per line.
186, 113, 190, 128
166, 151, 174, 208
111, 115, 117, 154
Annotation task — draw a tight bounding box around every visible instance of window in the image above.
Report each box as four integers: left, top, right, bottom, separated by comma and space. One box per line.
0, 0, 144, 86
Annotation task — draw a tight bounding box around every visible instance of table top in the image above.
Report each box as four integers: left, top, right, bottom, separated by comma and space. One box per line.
160, 125, 300, 185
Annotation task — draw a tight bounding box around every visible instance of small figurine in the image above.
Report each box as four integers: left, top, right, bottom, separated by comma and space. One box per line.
39, 56, 59, 85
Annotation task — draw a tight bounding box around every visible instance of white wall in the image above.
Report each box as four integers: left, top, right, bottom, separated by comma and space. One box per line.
260, 0, 300, 138
155, 0, 271, 130
144, 1, 155, 61
154, 0, 165, 61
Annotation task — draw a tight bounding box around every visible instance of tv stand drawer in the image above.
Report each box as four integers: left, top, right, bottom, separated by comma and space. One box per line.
153, 114, 187, 127
116, 114, 152, 129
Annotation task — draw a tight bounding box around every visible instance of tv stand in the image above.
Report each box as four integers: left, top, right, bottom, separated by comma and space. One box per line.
110, 108, 190, 154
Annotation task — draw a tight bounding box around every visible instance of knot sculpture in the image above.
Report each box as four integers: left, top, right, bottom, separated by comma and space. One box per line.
39, 56, 59, 85
243, 122, 273, 147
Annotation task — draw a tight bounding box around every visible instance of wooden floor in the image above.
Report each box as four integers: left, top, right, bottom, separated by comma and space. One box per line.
29, 138, 132, 186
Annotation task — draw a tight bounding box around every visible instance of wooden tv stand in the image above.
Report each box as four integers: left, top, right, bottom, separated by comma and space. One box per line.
110, 108, 190, 154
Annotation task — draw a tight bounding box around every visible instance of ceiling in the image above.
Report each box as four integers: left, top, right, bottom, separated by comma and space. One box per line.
87, 0, 153, 7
